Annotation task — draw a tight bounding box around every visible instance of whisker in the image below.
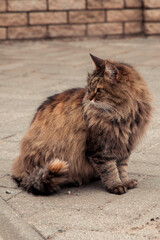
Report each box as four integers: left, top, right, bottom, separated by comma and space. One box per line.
90, 101, 123, 117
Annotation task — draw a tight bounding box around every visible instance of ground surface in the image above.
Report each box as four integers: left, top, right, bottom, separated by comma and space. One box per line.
0, 38, 160, 240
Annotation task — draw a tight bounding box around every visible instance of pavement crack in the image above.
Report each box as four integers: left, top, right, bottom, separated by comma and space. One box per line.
6, 190, 23, 202
2, 134, 16, 140
30, 225, 47, 240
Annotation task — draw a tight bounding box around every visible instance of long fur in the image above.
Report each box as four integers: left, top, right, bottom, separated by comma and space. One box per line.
12, 57, 152, 195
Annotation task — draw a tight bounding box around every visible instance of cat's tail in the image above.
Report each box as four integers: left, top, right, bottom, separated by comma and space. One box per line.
12, 159, 69, 195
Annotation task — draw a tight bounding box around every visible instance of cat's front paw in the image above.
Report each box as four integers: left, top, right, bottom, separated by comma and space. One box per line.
108, 184, 127, 195
123, 179, 138, 189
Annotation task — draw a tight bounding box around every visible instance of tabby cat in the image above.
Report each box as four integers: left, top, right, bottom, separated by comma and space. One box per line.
12, 54, 152, 195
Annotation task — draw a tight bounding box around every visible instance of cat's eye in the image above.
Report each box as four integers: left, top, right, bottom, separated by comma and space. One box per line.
96, 88, 103, 93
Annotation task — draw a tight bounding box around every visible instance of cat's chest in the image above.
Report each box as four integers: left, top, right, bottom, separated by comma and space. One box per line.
85, 112, 132, 158
87, 119, 130, 144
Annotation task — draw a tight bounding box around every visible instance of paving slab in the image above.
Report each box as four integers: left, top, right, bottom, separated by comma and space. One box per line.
0, 37, 160, 240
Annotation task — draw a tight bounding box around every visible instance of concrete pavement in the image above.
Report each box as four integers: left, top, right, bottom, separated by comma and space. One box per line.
0, 37, 160, 239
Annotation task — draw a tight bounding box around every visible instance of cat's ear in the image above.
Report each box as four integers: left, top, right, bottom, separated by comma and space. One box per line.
105, 61, 119, 80
90, 54, 105, 69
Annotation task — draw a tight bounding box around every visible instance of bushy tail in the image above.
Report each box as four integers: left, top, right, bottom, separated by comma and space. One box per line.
13, 159, 69, 195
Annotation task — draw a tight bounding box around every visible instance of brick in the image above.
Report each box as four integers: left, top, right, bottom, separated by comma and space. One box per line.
0, 27, 6, 39
88, 0, 124, 9
69, 11, 105, 23
0, 0, 6, 12
145, 10, 160, 21
8, 26, 47, 39
125, 0, 142, 8
30, 12, 67, 25
8, 0, 46, 11
108, 9, 142, 22
145, 23, 160, 34
88, 23, 123, 35
143, 0, 160, 8
125, 22, 142, 34
49, 0, 85, 10
0, 13, 27, 27
49, 24, 86, 37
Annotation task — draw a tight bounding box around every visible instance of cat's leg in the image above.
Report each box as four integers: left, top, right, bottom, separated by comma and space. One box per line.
117, 158, 138, 189
90, 158, 127, 194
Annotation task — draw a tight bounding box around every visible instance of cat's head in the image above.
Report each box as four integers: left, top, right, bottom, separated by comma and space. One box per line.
86, 54, 149, 116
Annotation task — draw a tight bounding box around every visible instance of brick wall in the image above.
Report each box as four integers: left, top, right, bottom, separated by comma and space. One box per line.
0, 0, 160, 40
144, 0, 160, 35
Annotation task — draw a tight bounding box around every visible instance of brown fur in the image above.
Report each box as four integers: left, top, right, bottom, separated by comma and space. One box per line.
11, 55, 152, 195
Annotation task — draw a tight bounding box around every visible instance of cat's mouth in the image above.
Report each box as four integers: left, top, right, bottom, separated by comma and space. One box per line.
90, 99, 107, 109
90, 99, 102, 107
90, 99, 96, 104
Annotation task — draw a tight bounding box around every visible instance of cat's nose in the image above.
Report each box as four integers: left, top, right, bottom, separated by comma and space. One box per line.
88, 93, 95, 101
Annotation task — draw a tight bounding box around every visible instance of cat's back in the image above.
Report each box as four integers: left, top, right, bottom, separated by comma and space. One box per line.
32, 88, 86, 124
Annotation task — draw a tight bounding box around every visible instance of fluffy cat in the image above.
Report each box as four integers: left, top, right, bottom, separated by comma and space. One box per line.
12, 54, 152, 195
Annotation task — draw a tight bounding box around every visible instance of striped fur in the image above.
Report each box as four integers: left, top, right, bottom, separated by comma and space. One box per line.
12, 56, 152, 195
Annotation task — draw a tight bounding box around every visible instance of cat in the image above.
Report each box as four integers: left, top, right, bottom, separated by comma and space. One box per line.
11, 54, 152, 195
